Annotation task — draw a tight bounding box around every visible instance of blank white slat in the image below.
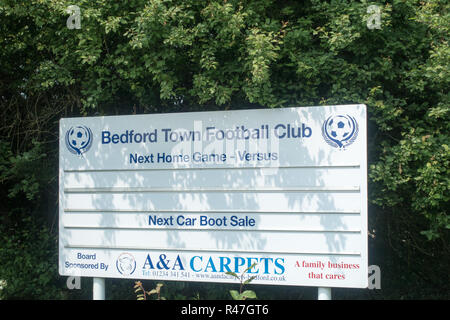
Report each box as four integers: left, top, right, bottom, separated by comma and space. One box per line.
64, 167, 361, 190
61, 228, 362, 255
63, 192, 361, 213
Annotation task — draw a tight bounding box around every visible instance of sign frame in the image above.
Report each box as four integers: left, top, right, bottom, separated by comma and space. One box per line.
59, 104, 368, 290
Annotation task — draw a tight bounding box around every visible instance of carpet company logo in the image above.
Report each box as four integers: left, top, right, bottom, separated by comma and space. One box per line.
65, 125, 93, 156
116, 253, 136, 276
322, 114, 359, 149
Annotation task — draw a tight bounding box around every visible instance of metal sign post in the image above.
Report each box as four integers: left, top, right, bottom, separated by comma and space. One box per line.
318, 287, 332, 300
93, 277, 105, 300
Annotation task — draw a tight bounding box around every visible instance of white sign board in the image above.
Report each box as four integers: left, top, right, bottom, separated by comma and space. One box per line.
59, 104, 368, 288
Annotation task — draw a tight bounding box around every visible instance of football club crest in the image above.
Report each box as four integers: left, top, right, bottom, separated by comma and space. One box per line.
322, 115, 359, 149
65, 125, 93, 156
116, 253, 136, 276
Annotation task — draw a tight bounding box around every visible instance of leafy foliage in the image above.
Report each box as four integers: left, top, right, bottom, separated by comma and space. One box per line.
0, 213, 62, 299
226, 262, 258, 300
134, 281, 166, 300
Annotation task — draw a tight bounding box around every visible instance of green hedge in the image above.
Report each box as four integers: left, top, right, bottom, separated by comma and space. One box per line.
0, 0, 448, 299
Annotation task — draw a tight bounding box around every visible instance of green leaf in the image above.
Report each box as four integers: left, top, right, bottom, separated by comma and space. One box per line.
229, 290, 240, 300
225, 271, 239, 279
242, 263, 258, 275
243, 276, 257, 285
241, 290, 257, 300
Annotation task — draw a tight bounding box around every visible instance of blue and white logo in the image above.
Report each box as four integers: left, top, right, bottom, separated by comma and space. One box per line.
65, 125, 93, 156
116, 253, 136, 276
322, 114, 359, 149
